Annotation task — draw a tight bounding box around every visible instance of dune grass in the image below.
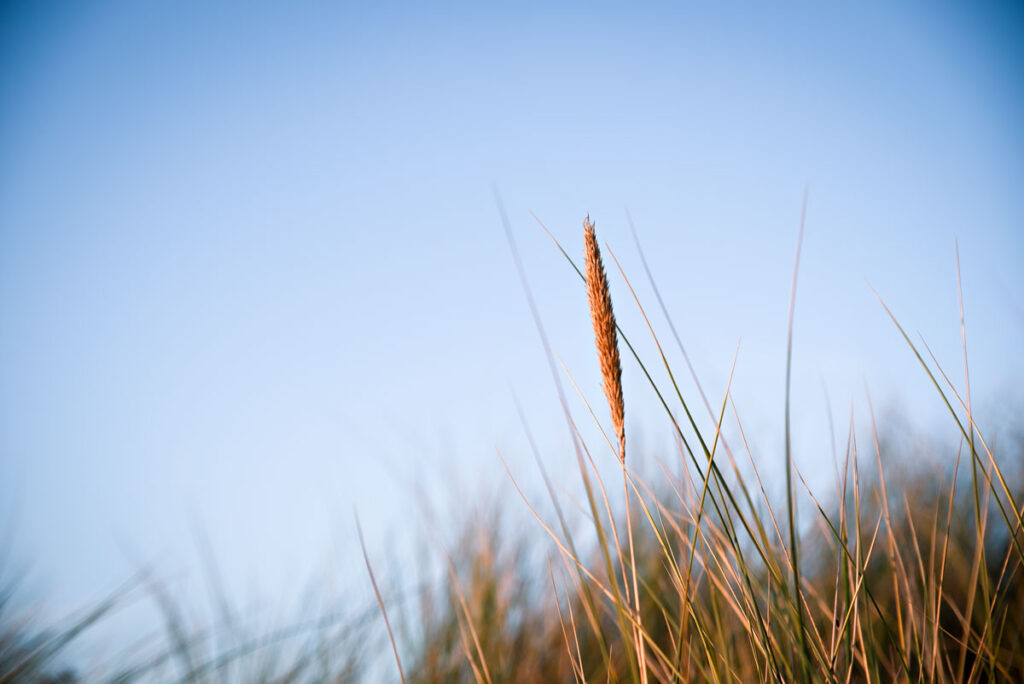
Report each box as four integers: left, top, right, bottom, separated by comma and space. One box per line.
379, 213, 1023, 683
3, 212, 1022, 682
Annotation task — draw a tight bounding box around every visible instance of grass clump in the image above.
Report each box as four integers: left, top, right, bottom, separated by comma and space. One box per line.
4, 211, 1022, 683
368, 213, 1024, 683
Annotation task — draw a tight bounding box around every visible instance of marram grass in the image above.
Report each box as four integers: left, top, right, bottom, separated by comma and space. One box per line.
3, 215, 1022, 683
389, 215, 1024, 684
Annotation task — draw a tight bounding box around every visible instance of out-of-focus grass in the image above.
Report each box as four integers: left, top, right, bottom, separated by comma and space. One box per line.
7, 420, 1021, 682
0, 571, 377, 682
392, 422, 1023, 683
0, 574, 125, 683
4, 216, 1022, 682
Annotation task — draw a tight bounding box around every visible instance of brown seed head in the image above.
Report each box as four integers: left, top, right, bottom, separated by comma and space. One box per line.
583, 216, 625, 461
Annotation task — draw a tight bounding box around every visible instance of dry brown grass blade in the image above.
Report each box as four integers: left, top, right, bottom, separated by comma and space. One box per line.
549, 562, 586, 684
557, 351, 637, 613
442, 549, 495, 684
355, 515, 407, 684
497, 450, 618, 606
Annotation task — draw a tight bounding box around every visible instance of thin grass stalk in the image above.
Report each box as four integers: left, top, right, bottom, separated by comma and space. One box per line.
783, 191, 813, 682
582, 217, 647, 682
356, 517, 407, 684
499, 198, 633, 680
603, 244, 788, 682
513, 399, 616, 673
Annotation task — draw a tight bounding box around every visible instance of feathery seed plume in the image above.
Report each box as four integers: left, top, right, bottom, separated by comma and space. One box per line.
583, 216, 626, 462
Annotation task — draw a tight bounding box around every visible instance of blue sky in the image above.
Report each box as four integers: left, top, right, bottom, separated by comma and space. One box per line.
1, 0, 1022, 663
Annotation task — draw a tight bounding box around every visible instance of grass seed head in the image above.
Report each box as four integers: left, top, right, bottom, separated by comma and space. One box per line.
583, 216, 625, 462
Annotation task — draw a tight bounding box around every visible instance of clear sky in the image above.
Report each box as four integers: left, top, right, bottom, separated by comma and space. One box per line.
2, 0, 1022, 665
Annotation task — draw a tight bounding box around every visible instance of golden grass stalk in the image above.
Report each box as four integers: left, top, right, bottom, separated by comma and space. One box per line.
583, 216, 626, 462
584, 215, 649, 681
